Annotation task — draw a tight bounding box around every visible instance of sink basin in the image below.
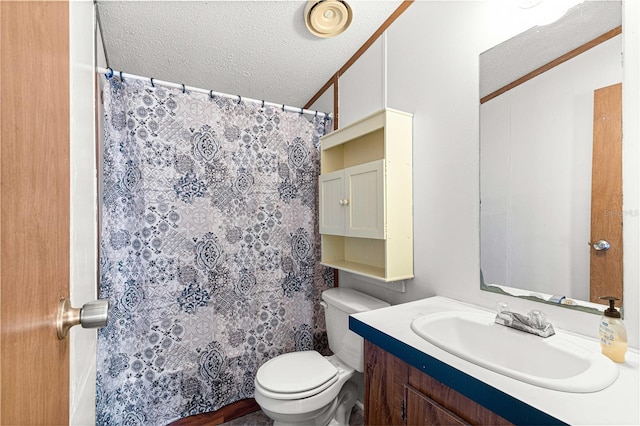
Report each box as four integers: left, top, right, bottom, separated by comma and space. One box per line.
410, 311, 618, 393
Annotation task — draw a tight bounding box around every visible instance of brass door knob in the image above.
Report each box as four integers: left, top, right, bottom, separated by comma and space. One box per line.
56, 297, 109, 340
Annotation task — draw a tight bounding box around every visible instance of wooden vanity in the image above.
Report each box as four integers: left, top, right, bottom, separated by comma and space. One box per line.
364, 340, 510, 425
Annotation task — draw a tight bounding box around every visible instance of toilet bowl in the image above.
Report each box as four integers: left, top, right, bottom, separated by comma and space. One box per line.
253, 288, 390, 426
254, 352, 357, 426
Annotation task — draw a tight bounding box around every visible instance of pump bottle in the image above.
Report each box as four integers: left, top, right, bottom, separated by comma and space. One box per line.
599, 296, 627, 363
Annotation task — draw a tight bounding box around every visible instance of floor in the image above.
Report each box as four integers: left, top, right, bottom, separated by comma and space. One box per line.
222, 405, 364, 426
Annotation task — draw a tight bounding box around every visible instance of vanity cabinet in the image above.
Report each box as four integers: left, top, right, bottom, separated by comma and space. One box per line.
364, 340, 511, 426
405, 385, 468, 425
319, 108, 413, 282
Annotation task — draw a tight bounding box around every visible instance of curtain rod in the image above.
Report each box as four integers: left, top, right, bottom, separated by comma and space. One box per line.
96, 66, 331, 119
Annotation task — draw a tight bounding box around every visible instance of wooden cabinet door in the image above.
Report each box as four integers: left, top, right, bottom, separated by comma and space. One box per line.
364, 340, 407, 426
408, 365, 511, 426
365, 340, 511, 426
319, 170, 346, 235
405, 385, 469, 426
345, 160, 385, 239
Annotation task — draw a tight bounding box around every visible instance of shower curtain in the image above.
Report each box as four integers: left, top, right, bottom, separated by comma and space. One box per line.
96, 77, 333, 425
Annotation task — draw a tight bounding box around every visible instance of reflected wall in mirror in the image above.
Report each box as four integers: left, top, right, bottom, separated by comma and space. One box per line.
479, 1, 623, 313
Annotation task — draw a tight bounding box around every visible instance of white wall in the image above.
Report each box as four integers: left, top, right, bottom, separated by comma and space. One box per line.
69, 1, 101, 423
336, 1, 639, 349
339, 36, 386, 127
481, 36, 622, 300
309, 82, 335, 117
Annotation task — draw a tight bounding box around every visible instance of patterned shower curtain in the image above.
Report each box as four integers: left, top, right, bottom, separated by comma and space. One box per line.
96, 77, 333, 425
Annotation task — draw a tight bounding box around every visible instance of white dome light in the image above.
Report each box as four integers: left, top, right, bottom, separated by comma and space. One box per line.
304, 0, 353, 38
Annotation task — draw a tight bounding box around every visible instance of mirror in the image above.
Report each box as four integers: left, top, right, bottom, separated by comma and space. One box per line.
479, 1, 623, 314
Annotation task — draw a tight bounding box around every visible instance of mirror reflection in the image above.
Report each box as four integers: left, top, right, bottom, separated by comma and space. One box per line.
479, 1, 622, 313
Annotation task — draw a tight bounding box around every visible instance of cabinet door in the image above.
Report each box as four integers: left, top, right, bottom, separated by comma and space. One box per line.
408, 365, 511, 425
319, 170, 346, 235
405, 385, 469, 426
364, 340, 407, 426
345, 160, 385, 239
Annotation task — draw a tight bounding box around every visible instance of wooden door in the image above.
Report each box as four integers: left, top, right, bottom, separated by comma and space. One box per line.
1, 1, 71, 423
590, 83, 623, 305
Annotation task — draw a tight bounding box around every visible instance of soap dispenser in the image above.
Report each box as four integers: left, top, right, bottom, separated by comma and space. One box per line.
599, 296, 627, 363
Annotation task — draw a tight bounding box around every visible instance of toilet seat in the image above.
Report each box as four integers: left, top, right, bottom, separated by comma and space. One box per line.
255, 351, 339, 400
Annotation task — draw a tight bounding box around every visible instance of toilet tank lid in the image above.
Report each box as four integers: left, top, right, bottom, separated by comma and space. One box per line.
321, 288, 390, 314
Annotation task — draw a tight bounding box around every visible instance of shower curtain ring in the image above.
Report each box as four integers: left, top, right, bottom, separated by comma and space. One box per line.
261, 100, 265, 108
119, 71, 124, 82
282, 104, 285, 112
300, 107, 304, 115
315, 111, 318, 117
209, 90, 214, 100
150, 77, 155, 88
237, 95, 242, 104
105, 67, 114, 79
181, 84, 186, 93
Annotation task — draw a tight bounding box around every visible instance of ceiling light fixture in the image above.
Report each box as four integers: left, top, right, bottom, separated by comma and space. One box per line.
304, 0, 353, 38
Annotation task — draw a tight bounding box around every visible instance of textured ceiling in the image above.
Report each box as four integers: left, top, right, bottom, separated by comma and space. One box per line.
97, 0, 403, 109
480, 0, 622, 98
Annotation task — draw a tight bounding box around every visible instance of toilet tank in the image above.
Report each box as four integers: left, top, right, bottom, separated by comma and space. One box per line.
321, 288, 390, 372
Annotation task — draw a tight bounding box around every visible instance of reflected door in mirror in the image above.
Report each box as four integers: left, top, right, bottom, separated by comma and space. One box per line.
590, 83, 622, 306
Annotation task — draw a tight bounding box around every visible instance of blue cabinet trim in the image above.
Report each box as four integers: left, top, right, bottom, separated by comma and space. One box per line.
350, 316, 566, 426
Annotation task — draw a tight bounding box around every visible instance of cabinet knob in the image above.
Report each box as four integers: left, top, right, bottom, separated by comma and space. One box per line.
342, 199, 349, 206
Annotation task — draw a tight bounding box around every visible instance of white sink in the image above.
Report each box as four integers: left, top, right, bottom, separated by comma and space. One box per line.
410, 311, 618, 393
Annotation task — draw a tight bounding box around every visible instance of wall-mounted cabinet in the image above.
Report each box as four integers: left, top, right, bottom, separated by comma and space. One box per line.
319, 108, 413, 282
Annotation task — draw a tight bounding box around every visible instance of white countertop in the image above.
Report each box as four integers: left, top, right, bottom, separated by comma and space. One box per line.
351, 296, 640, 425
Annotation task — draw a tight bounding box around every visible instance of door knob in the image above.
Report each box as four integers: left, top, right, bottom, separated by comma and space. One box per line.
56, 297, 109, 339
591, 240, 611, 251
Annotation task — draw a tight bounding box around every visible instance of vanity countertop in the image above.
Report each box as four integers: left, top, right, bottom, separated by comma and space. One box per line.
350, 296, 639, 425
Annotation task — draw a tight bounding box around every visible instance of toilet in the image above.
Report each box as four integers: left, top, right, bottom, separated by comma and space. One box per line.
254, 287, 390, 426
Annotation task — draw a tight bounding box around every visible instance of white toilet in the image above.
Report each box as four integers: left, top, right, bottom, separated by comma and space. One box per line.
254, 287, 389, 426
